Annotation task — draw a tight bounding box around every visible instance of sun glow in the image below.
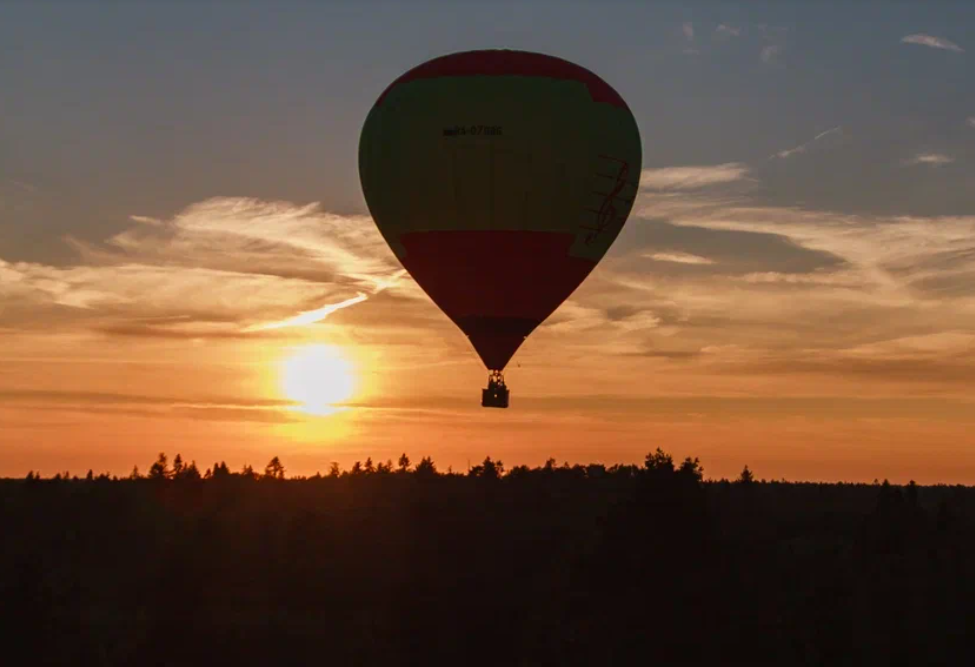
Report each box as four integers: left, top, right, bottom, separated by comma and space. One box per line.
279, 345, 356, 416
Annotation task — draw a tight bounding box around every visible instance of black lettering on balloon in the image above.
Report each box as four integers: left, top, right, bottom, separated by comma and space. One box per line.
442, 125, 503, 137
581, 156, 635, 245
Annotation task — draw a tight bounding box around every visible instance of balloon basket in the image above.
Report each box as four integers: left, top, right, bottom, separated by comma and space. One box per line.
481, 371, 509, 409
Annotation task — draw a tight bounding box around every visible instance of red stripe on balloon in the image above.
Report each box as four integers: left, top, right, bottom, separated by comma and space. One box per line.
375, 50, 628, 109
399, 230, 596, 370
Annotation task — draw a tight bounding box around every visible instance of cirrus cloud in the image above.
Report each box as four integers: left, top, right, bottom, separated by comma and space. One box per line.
760, 45, 780, 64
715, 24, 740, 38
1, 197, 417, 338
903, 152, 955, 167
647, 251, 715, 266
640, 163, 751, 190
772, 126, 842, 160
901, 33, 964, 53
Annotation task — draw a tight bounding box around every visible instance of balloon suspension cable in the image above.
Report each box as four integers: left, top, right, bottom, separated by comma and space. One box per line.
481, 369, 510, 409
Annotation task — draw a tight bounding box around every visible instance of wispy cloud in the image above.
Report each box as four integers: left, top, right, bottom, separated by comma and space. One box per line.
0, 197, 414, 338
0, 389, 294, 410
8, 169, 975, 412
640, 163, 750, 190
756, 23, 787, 65
901, 34, 964, 53
967, 117, 975, 128
680, 21, 699, 54
738, 271, 861, 287
128, 214, 163, 226
715, 24, 740, 38
647, 252, 715, 265
634, 184, 975, 311
772, 126, 842, 159
903, 152, 955, 167
760, 45, 781, 64
7, 180, 38, 193
571, 164, 975, 392
243, 293, 368, 332
0, 389, 301, 423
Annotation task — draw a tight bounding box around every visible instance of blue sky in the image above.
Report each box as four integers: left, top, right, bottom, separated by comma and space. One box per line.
4, 1, 974, 261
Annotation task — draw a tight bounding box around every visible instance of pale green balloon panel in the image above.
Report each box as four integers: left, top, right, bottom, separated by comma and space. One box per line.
359, 76, 642, 264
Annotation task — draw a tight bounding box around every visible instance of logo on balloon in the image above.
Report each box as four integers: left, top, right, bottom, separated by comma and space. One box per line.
582, 156, 634, 245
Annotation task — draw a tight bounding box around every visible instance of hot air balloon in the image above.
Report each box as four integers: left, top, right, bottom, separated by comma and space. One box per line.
358, 50, 641, 408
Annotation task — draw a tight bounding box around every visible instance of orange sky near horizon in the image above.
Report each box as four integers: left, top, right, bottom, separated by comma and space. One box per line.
4, 215, 975, 485
5, 4, 975, 484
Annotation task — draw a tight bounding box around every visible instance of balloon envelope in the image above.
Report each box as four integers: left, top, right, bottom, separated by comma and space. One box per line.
359, 50, 641, 371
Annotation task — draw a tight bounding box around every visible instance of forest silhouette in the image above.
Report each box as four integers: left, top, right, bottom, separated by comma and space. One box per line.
4, 449, 975, 665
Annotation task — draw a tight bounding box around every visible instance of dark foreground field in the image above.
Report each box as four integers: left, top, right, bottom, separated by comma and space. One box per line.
3, 451, 975, 666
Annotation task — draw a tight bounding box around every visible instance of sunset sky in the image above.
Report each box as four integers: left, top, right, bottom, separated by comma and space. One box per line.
4, 1, 975, 482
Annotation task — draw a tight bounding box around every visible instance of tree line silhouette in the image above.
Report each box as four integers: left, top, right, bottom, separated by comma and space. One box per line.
5, 448, 975, 665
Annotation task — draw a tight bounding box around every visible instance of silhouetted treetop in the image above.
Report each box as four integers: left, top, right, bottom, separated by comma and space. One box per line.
414, 456, 437, 479
263, 456, 286, 480
178, 460, 201, 482
149, 452, 169, 480
645, 448, 675, 474
469, 456, 504, 479
737, 465, 754, 485
679, 456, 704, 482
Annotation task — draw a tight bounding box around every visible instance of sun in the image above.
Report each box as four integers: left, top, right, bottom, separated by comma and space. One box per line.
279, 344, 356, 416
